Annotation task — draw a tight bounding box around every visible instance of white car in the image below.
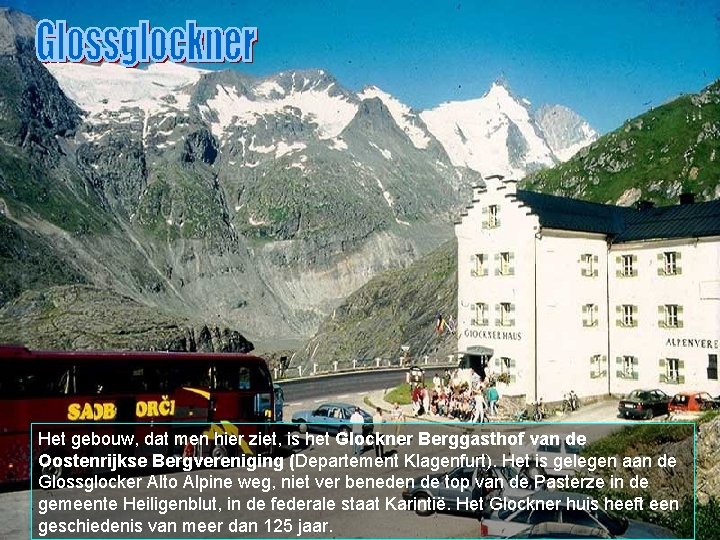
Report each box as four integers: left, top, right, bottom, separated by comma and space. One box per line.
522, 438, 584, 476
479, 491, 676, 538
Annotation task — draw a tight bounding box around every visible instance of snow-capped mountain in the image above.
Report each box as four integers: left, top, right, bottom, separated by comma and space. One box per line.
33, 58, 595, 342
420, 80, 597, 178
533, 104, 598, 162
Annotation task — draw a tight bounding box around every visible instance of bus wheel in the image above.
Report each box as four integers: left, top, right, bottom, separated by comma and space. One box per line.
211, 445, 229, 460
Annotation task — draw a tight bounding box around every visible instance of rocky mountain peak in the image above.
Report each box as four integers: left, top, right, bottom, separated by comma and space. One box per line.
0, 8, 35, 55
533, 104, 598, 162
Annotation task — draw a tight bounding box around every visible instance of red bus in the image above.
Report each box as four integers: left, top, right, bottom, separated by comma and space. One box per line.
0, 345, 277, 486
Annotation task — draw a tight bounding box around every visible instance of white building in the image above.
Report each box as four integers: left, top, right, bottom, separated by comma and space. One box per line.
455, 175, 720, 403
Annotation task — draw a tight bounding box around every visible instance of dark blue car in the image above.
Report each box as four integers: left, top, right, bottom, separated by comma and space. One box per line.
291, 402, 373, 435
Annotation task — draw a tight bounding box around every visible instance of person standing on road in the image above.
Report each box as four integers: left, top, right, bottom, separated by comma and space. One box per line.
350, 407, 365, 455
472, 391, 486, 424
391, 401, 405, 439
487, 384, 499, 417
372, 407, 385, 457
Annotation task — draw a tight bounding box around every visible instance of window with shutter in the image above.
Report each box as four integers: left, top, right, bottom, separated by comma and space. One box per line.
660, 251, 680, 275
583, 304, 598, 327
621, 305, 634, 327
620, 254, 636, 277
500, 252, 511, 275
590, 354, 606, 378
666, 358, 680, 383
580, 253, 595, 277
488, 205, 499, 228
708, 355, 718, 381
473, 303, 489, 326
500, 303, 512, 326
619, 356, 638, 379
665, 305, 678, 328
472, 254, 487, 277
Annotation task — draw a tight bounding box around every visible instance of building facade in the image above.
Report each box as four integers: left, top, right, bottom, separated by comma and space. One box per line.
455, 175, 720, 402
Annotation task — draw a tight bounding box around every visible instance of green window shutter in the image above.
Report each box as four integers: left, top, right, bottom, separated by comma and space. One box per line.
632, 254, 638, 276
677, 305, 684, 328
481, 206, 488, 214
592, 255, 599, 276
657, 253, 664, 275
632, 371, 639, 381
509, 304, 516, 326
591, 370, 598, 379
509, 358, 517, 368
494, 304, 501, 326
632, 305, 639, 326
494, 358, 501, 368
495, 218, 501, 228
616, 357, 623, 366
678, 359, 685, 370
615, 256, 622, 265
509, 252, 515, 275
657, 305, 665, 328
616, 370, 625, 379
482, 221, 488, 230
631, 357, 639, 367
659, 358, 666, 368
678, 375, 685, 384
660, 373, 667, 383
616, 268, 622, 278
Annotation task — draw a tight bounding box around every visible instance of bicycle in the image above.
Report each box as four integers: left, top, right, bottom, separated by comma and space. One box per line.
533, 400, 545, 421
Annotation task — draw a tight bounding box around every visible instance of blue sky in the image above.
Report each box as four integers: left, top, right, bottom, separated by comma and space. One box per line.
11, 0, 720, 133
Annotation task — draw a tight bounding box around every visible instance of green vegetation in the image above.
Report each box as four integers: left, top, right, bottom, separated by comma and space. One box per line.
0, 149, 111, 234
299, 239, 458, 366
0, 217, 86, 305
523, 80, 720, 204
697, 409, 720, 425
583, 423, 693, 458
384, 383, 412, 405
136, 166, 232, 243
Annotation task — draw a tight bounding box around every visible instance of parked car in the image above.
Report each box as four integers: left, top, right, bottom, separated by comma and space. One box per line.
618, 389, 671, 420
668, 391, 719, 413
480, 491, 676, 538
290, 402, 373, 435
521, 438, 584, 476
508, 522, 611, 538
401, 465, 541, 518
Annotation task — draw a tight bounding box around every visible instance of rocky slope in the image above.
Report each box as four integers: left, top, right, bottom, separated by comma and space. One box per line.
0, 285, 253, 352
297, 239, 458, 367
524, 80, 720, 205
0, 8, 597, 350
300, 81, 719, 369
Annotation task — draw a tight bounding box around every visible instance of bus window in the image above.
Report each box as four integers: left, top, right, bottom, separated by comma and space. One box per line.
216, 365, 258, 390
3, 363, 73, 398
75, 363, 130, 395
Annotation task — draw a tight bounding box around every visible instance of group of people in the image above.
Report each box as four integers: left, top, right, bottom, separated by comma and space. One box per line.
410, 369, 500, 423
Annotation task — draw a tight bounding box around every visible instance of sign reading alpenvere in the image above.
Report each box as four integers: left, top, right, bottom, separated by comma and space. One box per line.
665, 337, 719, 349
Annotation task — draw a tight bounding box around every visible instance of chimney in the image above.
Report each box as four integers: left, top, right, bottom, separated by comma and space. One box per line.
635, 200, 655, 211
679, 192, 695, 205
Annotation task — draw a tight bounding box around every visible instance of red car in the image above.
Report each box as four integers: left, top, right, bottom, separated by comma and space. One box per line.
668, 391, 719, 413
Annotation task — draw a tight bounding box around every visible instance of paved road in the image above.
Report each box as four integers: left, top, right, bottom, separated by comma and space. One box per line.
278, 369, 436, 404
